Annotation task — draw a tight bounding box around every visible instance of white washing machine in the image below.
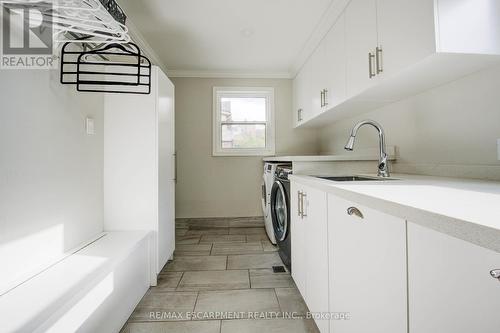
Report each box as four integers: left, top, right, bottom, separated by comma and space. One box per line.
262, 162, 291, 244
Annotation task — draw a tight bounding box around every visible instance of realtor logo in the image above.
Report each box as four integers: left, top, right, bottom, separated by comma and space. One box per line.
1, 1, 56, 69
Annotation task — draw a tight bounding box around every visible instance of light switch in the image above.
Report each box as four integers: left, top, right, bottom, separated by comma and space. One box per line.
85, 117, 95, 135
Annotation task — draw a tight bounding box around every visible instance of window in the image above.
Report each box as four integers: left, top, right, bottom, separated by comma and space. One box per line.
213, 87, 275, 156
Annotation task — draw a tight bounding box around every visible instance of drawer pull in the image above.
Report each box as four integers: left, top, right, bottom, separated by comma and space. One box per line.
490, 269, 500, 280
347, 207, 364, 219
368, 52, 376, 78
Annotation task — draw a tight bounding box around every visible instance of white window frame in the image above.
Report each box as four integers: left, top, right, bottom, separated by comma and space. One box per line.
213, 87, 275, 156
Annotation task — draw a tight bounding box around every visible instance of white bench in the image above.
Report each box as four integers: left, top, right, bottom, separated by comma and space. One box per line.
0, 231, 152, 333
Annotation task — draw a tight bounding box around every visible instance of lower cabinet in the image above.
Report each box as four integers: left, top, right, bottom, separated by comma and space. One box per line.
291, 182, 329, 332
291, 180, 500, 333
408, 222, 500, 333
328, 194, 407, 333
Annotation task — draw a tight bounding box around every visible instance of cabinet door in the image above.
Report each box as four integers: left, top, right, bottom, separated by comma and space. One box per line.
310, 42, 327, 117
293, 61, 313, 125
303, 184, 329, 333
408, 222, 500, 332
290, 182, 306, 296
345, 0, 378, 98
324, 13, 347, 109
376, 0, 435, 78
157, 69, 176, 272
328, 194, 407, 333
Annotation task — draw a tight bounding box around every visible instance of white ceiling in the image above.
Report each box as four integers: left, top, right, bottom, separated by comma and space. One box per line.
119, 0, 334, 77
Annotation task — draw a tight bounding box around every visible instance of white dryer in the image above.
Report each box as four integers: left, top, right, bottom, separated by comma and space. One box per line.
262, 162, 291, 244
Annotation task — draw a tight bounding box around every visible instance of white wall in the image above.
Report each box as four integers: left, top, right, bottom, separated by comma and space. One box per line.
318, 64, 500, 180
0, 70, 104, 293
173, 77, 319, 218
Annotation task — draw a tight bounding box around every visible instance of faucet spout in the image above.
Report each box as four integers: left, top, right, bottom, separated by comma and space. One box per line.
344, 120, 390, 178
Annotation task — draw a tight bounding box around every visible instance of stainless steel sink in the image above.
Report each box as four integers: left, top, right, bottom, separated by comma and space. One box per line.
316, 176, 398, 182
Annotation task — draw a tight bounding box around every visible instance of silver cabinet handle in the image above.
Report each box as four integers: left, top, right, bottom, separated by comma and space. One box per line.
301, 192, 307, 218
368, 52, 376, 78
174, 152, 178, 183
491, 269, 500, 280
323, 89, 328, 107
297, 191, 302, 217
376, 46, 383, 74
347, 207, 364, 219
320, 90, 324, 108
297, 108, 303, 122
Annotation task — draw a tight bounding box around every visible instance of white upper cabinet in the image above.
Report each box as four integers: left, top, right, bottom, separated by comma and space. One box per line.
324, 13, 347, 109
345, 0, 378, 98
293, 59, 313, 126
376, 0, 436, 78
293, 0, 500, 127
328, 194, 407, 333
408, 222, 500, 333
437, 0, 500, 55
310, 42, 327, 117
293, 13, 347, 127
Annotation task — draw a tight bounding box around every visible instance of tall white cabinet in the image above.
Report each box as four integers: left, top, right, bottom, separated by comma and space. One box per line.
103, 66, 176, 279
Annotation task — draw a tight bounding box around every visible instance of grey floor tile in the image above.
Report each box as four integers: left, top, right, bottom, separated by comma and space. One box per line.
176, 235, 201, 245
229, 227, 267, 235
261, 240, 279, 252
199, 234, 246, 244
128, 290, 198, 322
246, 234, 272, 242
188, 219, 230, 228
221, 318, 319, 333
250, 269, 294, 289
186, 228, 229, 235
177, 270, 249, 291
194, 289, 280, 317
229, 218, 265, 228
122, 321, 221, 333
164, 256, 227, 272
175, 244, 212, 256
151, 272, 183, 292
175, 220, 190, 229
176, 228, 189, 236
227, 253, 283, 270
211, 242, 263, 255
275, 288, 309, 316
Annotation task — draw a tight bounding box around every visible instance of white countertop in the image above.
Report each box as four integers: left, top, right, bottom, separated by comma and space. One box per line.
263, 154, 396, 162
290, 173, 500, 253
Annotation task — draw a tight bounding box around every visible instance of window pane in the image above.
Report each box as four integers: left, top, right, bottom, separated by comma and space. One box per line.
221, 124, 266, 149
220, 97, 266, 122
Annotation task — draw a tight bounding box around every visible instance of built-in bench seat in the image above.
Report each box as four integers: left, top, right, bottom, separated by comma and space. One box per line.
0, 231, 152, 333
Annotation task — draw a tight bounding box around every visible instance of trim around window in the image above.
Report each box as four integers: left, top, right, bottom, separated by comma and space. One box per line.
212, 87, 275, 156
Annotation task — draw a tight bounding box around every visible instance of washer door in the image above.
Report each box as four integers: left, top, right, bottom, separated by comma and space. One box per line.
271, 180, 288, 242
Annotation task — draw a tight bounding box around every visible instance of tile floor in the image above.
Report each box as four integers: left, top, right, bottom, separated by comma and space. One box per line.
121, 217, 319, 333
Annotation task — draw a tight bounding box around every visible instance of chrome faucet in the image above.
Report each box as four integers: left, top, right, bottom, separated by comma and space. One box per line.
344, 120, 390, 178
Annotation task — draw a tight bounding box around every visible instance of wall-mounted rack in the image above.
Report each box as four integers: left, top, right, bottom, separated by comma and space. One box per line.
61, 41, 152, 94
4, 0, 131, 44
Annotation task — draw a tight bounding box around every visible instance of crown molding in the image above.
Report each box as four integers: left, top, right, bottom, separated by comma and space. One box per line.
289, 0, 350, 78
124, 18, 169, 75
167, 70, 293, 79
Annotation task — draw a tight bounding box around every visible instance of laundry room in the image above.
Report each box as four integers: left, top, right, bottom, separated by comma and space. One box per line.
1, 1, 500, 333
